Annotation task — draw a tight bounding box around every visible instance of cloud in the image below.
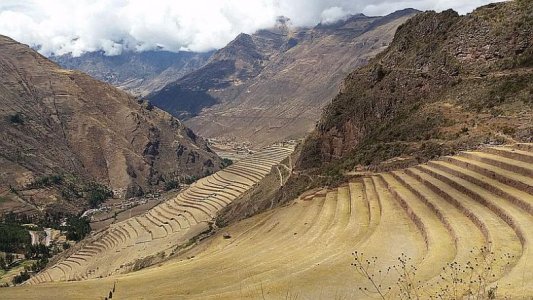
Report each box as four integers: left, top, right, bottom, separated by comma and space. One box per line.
0, 0, 502, 57
320, 7, 350, 24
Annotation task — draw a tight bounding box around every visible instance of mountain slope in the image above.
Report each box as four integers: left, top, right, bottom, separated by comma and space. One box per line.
297, 1, 532, 177
149, 10, 418, 146
4, 143, 533, 298
148, 19, 293, 121
0, 35, 222, 211
52, 50, 213, 97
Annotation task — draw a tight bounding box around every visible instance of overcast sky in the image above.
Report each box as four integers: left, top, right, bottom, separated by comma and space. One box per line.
0, 0, 502, 56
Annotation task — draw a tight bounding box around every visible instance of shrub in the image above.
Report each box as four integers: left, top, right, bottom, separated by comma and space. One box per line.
9, 113, 23, 125
64, 216, 91, 241
164, 179, 179, 191
25, 244, 51, 260
12, 270, 30, 285
221, 158, 233, 168
182, 176, 198, 185
86, 183, 113, 208
28, 175, 63, 189
352, 245, 511, 299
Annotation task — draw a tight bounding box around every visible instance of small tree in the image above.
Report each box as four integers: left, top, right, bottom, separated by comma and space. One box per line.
0, 256, 6, 270
86, 183, 113, 208
12, 270, 30, 285
221, 158, 233, 168
164, 179, 179, 191
9, 113, 23, 125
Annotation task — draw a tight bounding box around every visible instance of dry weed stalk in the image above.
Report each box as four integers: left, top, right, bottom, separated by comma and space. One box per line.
352, 245, 513, 300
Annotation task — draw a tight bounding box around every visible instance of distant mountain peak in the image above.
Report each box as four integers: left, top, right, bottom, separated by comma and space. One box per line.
148, 9, 419, 145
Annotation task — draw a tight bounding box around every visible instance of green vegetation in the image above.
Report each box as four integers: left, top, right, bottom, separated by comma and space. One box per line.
163, 179, 179, 191
484, 77, 531, 109
86, 183, 113, 208
62, 242, 70, 250
0, 253, 15, 270
221, 158, 233, 168
8, 249, 52, 285
8, 112, 23, 125
28, 174, 63, 189
145, 101, 154, 111
0, 220, 53, 285
25, 244, 50, 260
182, 175, 199, 185
64, 215, 91, 241
0, 223, 31, 253
12, 271, 30, 285
25, 173, 113, 208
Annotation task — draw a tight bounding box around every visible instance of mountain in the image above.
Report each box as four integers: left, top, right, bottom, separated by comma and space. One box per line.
148, 18, 293, 120
51, 50, 213, 97
0, 35, 222, 212
149, 10, 419, 146
296, 0, 533, 177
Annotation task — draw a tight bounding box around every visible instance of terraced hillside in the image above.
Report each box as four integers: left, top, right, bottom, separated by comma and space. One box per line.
25, 143, 295, 284
3, 143, 531, 299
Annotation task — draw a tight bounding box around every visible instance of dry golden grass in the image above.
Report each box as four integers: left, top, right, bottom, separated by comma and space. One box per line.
2, 143, 532, 299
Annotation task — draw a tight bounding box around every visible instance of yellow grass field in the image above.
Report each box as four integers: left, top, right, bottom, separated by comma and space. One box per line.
2, 143, 532, 299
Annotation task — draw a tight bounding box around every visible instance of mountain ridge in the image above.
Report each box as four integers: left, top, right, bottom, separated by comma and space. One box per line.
149, 9, 419, 146
296, 0, 532, 179
0, 35, 222, 212
52, 50, 213, 97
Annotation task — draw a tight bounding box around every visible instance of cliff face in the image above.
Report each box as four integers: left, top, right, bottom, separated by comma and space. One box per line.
52, 50, 213, 97
149, 10, 418, 145
0, 35, 222, 211
298, 1, 533, 174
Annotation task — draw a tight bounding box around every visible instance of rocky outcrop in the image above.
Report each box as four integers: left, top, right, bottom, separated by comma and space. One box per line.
297, 1, 533, 174
149, 10, 418, 146
0, 35, 222, 210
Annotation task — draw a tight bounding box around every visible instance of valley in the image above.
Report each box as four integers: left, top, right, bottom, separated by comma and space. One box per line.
0, 1, 532, 299
25, 143, 295, 283
2, 143, 532, 299
149, 10, 418, 146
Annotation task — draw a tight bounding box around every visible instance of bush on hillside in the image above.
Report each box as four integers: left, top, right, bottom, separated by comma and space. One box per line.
86, 183, 113, 208
164, 179, 179, 191
64, 216, 91, 241
28, 175, 63, 189
221, 158, 233, 168
0, 223, 31, 253
9, 112, 23, 125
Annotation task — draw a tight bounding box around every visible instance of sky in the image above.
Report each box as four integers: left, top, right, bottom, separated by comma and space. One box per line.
0, 0, 502, 57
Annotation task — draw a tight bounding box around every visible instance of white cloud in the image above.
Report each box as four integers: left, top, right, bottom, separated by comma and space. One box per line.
320, 7, 350, 24
0, 0, 503, 57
